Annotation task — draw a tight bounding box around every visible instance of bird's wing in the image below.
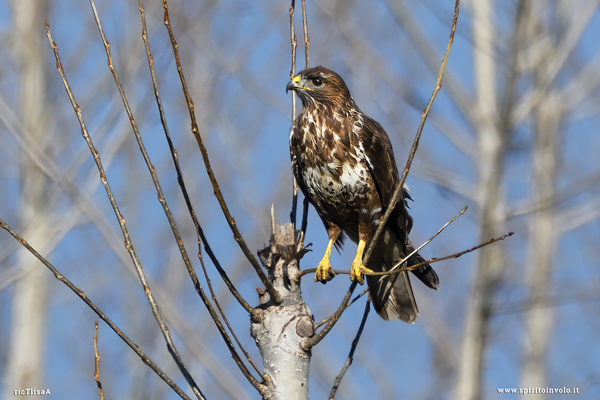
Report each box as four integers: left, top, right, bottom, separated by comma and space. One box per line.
361, 115, 439, 290
360, 115, 412, 241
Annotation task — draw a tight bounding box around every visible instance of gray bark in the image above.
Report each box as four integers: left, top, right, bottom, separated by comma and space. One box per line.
4, 1, 50, 397
455, 1, 506, 399
520, 42, 560, 392
252, 215, 312, 400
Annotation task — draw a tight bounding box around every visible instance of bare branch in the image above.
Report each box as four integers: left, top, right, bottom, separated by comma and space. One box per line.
0, 216, 192, 400
87, 2, 206, 397
329, 300, 370, 400
386, 205, 468, 275
162, 0, 281, 305
366, 232, 514, 278
93, 321, 105, 400
304, 282, 358, 349
301, 0, 310, 69
364, 0, 461, 264
290, 0, 299, 228
316, 232, 514, 311
135, 0, 265, 386
137, 0, 255, 316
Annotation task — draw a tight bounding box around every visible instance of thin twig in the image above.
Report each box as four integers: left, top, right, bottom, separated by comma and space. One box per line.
387, 205, 467, 274
162, 0, 281, 305
138, 0, 254, 315
87, 2, 205, 397
363, 0, 461, 265
137, 1, 264, 381
329, 300, 370, 400
301, 197, 309, 238
313, 232, 514, 312
290, 0, 299, 227
300, 203, 467, 281
303, 282, 357, 349
301, 0, 310, 69
0, 216, 191, 400
93, 321, 105, 400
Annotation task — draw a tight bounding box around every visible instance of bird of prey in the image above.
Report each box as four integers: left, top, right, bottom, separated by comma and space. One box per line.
287, 66, 439, 323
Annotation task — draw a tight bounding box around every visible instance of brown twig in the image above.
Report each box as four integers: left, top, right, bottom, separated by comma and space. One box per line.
300, 203, 467, 280
87, 2, 205, 397
303, 282, 358, 349
329, 300, 370, 399
93, 321, 105, 400
363, 0, 461, 265
0, 216, 191, 400
290, 0, 299, 227
386, 205, 467, 274
162, 0, 281, 305
136, 0, 264, 382
301, 0, 310, 69
138, 1, 254, 315
311, 232, 514, 313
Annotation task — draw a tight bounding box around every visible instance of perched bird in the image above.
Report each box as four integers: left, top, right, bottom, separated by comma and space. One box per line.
287, 66, 439, 323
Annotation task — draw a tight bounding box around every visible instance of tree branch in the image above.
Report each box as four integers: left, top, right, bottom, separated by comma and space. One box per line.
0, 217, 192, 400
134, 0, 266, 386
363, 0, 460, 265
93, 321, 105, 400
329, 300, 371, 399
303, 282, 357, 349
162, 0, 281, 305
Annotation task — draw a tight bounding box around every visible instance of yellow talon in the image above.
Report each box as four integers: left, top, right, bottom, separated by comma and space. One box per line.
314, 238, 336, 283
349, 239, 373, 285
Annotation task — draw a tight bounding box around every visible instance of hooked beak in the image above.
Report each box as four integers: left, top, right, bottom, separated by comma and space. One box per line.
286, 75, 302, 93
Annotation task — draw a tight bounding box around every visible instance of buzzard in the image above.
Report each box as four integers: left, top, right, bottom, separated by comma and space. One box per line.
287, 66, 439, 323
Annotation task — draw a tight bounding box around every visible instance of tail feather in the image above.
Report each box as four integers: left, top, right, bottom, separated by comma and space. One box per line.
407, 241, 439, 290
366, 229, 439, 323
367, 270, 418, 323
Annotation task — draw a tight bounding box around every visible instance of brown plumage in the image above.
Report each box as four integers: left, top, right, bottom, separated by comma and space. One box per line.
287, 66, 438, 323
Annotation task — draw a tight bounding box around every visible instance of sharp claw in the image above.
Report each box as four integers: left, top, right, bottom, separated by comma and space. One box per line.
314, 259, 335, 283
350, 262, 372, 285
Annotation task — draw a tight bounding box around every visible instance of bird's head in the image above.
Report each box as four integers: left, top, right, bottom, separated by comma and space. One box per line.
286, 66, 353, 110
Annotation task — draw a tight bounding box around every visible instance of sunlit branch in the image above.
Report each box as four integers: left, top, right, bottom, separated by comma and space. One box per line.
136, 0, 264, 382
0, 216, 192, 400
162, 0, 281, 306
88, 2, 205, 397
363, 0, 461, 265
329, 300, 371, 399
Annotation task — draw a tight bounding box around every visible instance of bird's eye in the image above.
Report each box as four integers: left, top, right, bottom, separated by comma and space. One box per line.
312, 78, 323, 86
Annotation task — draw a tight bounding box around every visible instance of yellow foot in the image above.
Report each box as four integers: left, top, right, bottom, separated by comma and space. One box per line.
314, 258, 336, 283
350, 260, 374, 285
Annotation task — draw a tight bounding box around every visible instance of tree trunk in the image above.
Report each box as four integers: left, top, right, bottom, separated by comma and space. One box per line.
4, 1, 50, 397
252, 214, 313, 400
455, 1, 506, 399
